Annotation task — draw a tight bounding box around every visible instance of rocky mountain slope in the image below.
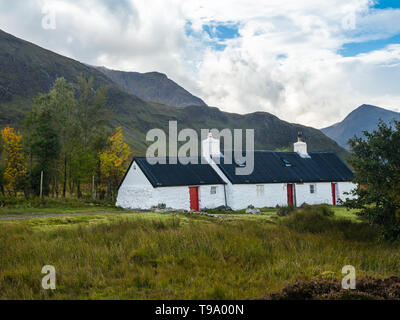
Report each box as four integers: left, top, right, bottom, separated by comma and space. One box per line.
97, 67, 206, 107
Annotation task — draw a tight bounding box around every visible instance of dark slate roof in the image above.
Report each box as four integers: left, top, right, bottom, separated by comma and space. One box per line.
216, 151, 354, 184
127, 157, 227, 188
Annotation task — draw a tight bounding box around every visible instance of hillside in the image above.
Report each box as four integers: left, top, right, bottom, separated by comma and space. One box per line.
0, 29, 347, 157
322, 104, 400, 150
97, 67, 206, 107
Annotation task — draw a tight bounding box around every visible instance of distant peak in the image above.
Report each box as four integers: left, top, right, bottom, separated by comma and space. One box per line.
145, 71, 168, 78
358, 104, 379, 110
353, 104, 398, 115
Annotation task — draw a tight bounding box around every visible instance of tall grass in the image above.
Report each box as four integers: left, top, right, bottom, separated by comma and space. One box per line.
0, 213, 399, 300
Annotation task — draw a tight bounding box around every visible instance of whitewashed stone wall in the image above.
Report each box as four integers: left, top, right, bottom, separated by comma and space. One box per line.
337, 181, 357, 203
295, 182, 333, 206
199, 185, 226, 210
218, 182, 357, 210
227, 183, 287, 210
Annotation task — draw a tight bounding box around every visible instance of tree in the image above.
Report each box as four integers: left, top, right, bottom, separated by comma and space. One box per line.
344, 120, 400, 240
51, 78, 78, 197
0, 143, 6, 196
27, 78, 77, 197
73, 75, 110, 197
99, 127, 130, 201
1, 126, 28, 196
25, 108, 60, 196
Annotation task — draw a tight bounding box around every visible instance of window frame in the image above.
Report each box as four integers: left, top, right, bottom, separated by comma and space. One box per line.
256, 185, 265, 196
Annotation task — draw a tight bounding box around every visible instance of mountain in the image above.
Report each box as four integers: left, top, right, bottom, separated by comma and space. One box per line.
321, 104, 400, 149
0, 29, 347, 157
97, 67, 206, 107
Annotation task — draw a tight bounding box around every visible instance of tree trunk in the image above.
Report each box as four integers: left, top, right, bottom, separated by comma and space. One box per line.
77, 181, 82, 199
55, 177, 59, 198
107, 179, 111, 202
96, 159, 101, 200
63, 155, 67, 198
51, 175, 55, 198
0, 184, 5, 197
70, 181, 74, 198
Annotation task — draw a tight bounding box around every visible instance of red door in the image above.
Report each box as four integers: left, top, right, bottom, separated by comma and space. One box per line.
331, 183, 337, 206
287, 184, 294, 206
189, 187, 199, 211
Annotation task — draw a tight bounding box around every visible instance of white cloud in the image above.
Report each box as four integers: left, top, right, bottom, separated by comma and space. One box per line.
0, 0, 400, 128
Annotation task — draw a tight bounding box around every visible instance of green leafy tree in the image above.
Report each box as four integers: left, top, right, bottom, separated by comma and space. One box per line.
25, 108, 60, 196
72, 75, 110, 197
27, 78, 77, 197
344, 120, 400, 240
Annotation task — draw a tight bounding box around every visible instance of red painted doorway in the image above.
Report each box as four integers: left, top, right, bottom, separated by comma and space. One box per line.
287, 184, 295, 206
189, 187, 199, 211
331, 183, 338, 206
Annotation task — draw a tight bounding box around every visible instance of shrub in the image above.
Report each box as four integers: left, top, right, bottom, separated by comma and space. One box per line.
283, 211, 331, 233
276, 205, 296, 217
282, 206, 380, 241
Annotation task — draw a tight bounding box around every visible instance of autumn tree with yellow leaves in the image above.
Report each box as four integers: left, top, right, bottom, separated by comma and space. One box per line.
99, 127, 130, 200
1, 126, 28, 196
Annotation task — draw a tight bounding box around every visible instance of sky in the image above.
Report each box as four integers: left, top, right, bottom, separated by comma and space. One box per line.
1, 0, 400, 128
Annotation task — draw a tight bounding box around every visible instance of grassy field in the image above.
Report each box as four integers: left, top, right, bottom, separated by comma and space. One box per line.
0, 204, 399, 300
0, 198, 127, 217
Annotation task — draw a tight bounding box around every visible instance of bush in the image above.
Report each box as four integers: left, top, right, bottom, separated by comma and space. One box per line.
276, 205, 296, 217
282, 209, 333, 233
300, 203, 334, 217
281, 206, 380, 241
269, 276, 400, 300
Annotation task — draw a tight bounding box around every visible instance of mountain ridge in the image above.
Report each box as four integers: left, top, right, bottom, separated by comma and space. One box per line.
0, 28, 347, 158
97, 66, 207, 107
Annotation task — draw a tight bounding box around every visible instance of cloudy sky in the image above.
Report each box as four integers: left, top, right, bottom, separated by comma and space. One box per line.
1, 0, 400, 128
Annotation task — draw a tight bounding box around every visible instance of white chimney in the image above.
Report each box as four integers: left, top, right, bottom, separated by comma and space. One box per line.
202, 133, 220, 160
294, 132, 310, 158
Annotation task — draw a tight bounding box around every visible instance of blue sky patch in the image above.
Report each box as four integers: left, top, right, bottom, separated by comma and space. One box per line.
372, 0, 400, 9
339, 33, 400, 57
185, 21, 239, 51
338, 1, 400, 57
202, 23, 240, 40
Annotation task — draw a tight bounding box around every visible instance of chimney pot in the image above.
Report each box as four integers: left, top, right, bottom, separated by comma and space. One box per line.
294, 133, 310, 158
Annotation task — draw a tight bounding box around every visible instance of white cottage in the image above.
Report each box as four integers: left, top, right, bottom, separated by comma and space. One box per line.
117, 135, 356, 211
116, 156, 227, 210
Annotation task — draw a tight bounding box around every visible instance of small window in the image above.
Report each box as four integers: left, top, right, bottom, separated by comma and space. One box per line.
256, 185, 265, 196
281, 158, 292, 167
310, 184, 317, 194
210, 186, 217, 195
